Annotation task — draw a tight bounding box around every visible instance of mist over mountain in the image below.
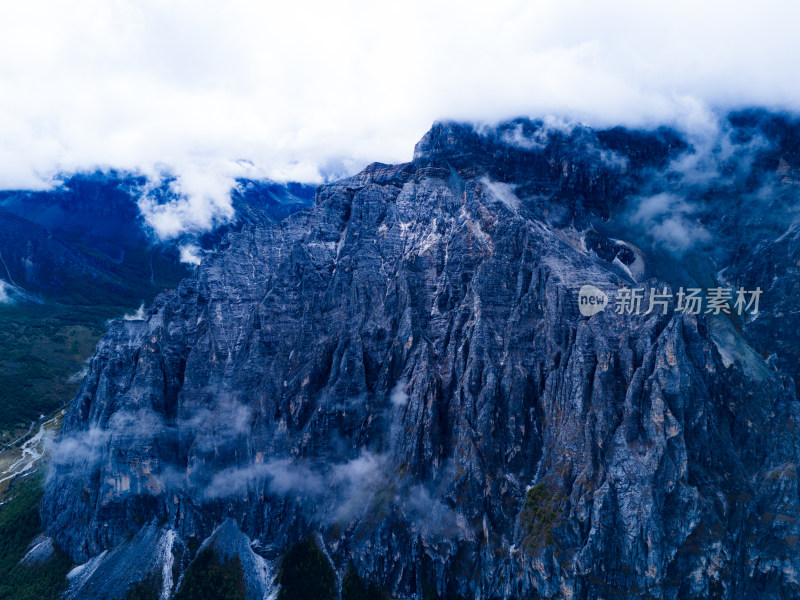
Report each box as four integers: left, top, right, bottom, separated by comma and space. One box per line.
4, 1, 800, 218
2, 1, 800, 598
37, 110, 800, 599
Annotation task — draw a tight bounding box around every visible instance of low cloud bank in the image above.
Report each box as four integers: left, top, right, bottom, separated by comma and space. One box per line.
2, 1, 800, 206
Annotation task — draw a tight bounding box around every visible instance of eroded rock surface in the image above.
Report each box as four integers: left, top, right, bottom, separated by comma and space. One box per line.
43, 113, 800, 599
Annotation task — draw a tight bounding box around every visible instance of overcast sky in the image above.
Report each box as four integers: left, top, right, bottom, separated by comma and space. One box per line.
1, 0, 799, 233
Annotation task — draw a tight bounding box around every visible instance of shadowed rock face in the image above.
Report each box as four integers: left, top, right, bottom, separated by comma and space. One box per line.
42, 113, 800, 599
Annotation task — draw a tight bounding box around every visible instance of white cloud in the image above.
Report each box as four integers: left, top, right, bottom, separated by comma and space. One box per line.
0, 0, 799, 225
137, 177, 231, 240
390, 381, 409, 407
628, 193, 712, 254
122, 302, 146, 320
482, 178, 521, 212
178, 243, 203, 265
0, 280, 12, 305
204, 458, 325, 500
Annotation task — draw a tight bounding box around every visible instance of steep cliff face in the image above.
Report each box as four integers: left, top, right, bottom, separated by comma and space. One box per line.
42, 114, 800, 599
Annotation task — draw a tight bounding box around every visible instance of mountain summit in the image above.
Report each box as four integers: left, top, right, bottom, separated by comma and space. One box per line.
43, 112, 800, 599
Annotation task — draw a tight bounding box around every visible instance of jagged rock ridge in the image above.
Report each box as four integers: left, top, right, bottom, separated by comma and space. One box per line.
42, 112, 800, 599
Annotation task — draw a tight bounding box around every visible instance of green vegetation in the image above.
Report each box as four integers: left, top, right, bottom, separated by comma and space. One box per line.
173, 546, 247, 600
341, 562, 387, 600
0, 471, 72, 600
277, 536, 337, 600
125, 573, 161, 600
0, 302, 124, 432
423, 588, 442, 600
520, 482, 562, 552
0, 239, 186, 434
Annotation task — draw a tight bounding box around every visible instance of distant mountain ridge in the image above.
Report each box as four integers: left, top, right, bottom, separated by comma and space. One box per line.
0, 172, 315, 304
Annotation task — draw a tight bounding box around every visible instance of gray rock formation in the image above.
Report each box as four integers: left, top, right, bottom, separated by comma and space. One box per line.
42, 112, 800, 599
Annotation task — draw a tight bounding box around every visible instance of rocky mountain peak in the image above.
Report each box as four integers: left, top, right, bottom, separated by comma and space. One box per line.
41, 114, 800, 599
